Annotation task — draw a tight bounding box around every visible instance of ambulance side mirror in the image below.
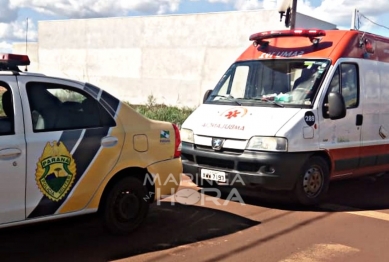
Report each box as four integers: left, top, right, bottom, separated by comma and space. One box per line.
203, 89, 213, 103
327, 92, 346, 120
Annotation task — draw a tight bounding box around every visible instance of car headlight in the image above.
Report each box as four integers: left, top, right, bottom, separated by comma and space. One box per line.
246, 137, 288, 152
180, 128, 194, 143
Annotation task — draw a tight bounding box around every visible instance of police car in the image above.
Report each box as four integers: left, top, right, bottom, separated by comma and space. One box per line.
0, 53, 182, 235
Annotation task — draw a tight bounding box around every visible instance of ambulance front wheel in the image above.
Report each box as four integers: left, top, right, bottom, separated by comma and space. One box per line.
101, 176, 149, 235
293, 156, 330, 206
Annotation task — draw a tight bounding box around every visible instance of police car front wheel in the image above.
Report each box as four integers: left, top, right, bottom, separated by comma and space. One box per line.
101, 176, 149, 235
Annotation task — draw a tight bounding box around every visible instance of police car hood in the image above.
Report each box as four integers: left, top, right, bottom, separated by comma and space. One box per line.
183, 104, 301, 139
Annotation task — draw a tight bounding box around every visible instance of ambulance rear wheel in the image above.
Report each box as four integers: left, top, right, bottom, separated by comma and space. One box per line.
101, 176, 149, 235
294, 156, 329, 206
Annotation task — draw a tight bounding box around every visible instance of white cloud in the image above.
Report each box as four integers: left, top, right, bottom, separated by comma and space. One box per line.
9, 0, 181, 18
285, 0, 389, 29
205, 0, 389, 30
1, 0, 389, 53
0, 0, 18, 23
208, 0, 263, 10
0, 19, 37, 43
208, 0, 230, 3
0, 41, 13, 53
295, 0, 355, 26
234, 0, 262, 10
2, 0, 181, 52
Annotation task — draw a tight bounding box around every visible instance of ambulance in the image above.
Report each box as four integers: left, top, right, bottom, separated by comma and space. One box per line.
181, 28, 389, 205
0, 53, 182, 234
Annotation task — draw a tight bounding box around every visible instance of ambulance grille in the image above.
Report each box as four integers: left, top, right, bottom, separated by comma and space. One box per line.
196, 156, 234, 169
195, 145, 244, 154
195, 157, 262, 173
237, 162, 261, 172
182, 153, 194, 162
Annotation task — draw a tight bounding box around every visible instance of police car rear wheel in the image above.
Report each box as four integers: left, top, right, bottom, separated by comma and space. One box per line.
294, 156, 329, 206
102, 176, 149, 235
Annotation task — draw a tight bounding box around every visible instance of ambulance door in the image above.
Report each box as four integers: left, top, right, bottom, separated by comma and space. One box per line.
0, 76, 26, 224
359, 60, 387, 174
319, 62, 361, 177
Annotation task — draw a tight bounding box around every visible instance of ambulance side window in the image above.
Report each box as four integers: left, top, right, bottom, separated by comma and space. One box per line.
328, 64, 359, 108
328, 68, 340, 93
0, 84, 14, 135
341, 64, 359, 108
26, 82, 116, 132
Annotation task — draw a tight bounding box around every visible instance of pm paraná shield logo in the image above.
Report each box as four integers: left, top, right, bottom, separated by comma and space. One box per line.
36, 141, 77, 201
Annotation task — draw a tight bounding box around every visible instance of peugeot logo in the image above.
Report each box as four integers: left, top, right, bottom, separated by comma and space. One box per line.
212, 138, 225, 151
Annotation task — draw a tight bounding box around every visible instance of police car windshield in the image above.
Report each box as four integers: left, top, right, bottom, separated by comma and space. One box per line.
206, 59, 330, 107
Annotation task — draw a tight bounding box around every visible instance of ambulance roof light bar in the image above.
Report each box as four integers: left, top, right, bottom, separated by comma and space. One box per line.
0, 53, 30, 72
249, 29, 326, 47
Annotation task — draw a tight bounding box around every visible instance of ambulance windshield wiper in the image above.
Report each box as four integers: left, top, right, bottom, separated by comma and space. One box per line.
263, 100, 284, 107
248, 97, 284, 108
210, 95, 242, 105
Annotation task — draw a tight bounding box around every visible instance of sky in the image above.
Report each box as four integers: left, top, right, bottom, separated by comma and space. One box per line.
1, 0, 389, 53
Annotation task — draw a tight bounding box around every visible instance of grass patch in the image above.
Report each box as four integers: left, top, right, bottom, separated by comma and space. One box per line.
124, 95, 196, 127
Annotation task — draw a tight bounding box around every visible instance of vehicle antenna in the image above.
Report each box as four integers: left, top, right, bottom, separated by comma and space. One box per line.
25, 18, 28, 72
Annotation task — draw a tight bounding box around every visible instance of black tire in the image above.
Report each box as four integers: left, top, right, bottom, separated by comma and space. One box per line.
101, 176, 149, 235
293, 156, 330, 206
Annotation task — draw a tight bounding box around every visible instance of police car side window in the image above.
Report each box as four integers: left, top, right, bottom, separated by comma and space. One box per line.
0, 84, 14, 135
26, 82, 116, 132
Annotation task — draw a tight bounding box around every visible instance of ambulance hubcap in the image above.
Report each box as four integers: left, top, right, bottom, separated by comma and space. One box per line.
302, 166, 323, 198
115, 190, 139, 221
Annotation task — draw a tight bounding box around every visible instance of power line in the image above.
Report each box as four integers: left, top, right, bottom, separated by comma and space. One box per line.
359, 12, 389, 31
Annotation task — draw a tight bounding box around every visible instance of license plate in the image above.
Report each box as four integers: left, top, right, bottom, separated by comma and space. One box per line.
201, 169, 226, 182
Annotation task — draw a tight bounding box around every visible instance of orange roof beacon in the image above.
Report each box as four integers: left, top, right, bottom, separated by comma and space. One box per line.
0, 53, 182, 235
181, 28, 389, 205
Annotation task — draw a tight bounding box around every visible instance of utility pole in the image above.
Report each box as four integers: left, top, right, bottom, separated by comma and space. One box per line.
290, 0, 297, 29
351, 8, 359, 29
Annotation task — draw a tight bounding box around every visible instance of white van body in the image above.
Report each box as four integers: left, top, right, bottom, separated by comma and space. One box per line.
181, 29, 389, 205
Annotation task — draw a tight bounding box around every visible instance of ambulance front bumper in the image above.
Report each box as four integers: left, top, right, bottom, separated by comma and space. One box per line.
181, 142, 312, 191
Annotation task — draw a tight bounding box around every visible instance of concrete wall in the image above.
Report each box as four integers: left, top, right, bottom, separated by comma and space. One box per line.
12, 42, 39, 72
13, 10, 337, 108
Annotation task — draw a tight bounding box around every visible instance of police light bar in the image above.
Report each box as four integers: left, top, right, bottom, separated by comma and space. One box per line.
249, 29, 326, 46
0, 53, 30, 67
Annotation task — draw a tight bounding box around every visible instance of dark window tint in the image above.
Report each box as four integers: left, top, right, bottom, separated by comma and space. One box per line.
328, 63, 359, 108
0, 83, 14, 135
26, 82, 116, 132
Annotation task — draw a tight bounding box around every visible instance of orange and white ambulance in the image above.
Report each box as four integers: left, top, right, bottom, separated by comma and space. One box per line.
0, 54, 182, 235
181, 28, 389, 205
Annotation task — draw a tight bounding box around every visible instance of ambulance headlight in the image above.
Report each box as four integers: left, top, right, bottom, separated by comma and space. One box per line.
180, 128, 194, 143
246, 137, 288, 152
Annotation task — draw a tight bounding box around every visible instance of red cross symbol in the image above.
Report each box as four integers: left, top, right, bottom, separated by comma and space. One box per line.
225, 110, 240, 119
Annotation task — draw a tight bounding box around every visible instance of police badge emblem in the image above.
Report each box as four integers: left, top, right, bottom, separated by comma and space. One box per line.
36, 141, 77, 201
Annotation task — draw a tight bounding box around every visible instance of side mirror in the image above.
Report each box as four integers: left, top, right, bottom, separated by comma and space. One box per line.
327, 92, 346, 120
203, 89, 213, 103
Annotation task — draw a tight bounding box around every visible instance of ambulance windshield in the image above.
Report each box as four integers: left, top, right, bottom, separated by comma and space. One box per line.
206, 59, 330, 107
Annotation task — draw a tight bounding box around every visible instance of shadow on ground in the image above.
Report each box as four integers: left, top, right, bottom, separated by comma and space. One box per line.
200, 172, 389, 212
324, 172, 389, 210
0, 202, 259, 262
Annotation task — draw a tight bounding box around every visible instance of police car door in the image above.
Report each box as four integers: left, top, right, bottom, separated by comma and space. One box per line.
0, 76, 26, 224
18, 76, 121, 219
319, 62, 361, 177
